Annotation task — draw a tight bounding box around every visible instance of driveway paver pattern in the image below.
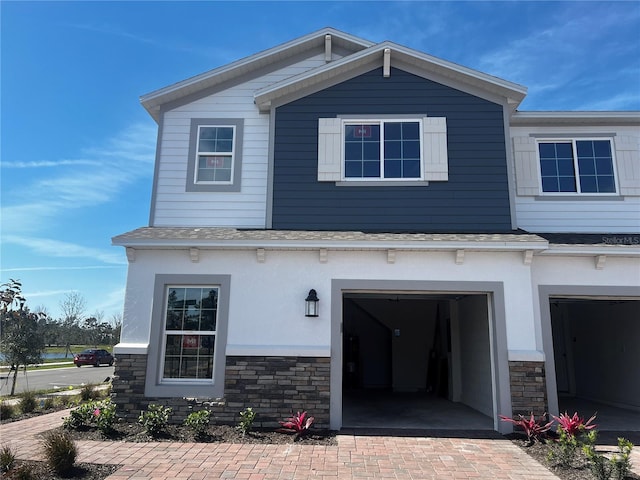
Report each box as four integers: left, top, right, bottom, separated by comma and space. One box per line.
1, 409, 564, 479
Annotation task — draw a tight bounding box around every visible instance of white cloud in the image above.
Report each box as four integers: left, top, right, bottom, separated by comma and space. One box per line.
93, 287, 126, 316
3, 235, 127, 265
23, 288, 79, 299
1, 122, 156, 234
2, 159, 101, 168
0, 265, 123, 273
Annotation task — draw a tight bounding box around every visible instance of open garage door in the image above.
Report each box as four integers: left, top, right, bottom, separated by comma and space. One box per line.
549, 297, 640, 431
341, 292, 494, 430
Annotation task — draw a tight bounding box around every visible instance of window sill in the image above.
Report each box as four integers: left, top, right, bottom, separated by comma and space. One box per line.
335, 180, 428, 187
534, 195, 623, 201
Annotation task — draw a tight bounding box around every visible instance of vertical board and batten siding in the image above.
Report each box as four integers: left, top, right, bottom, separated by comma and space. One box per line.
152, 53, 332, 227
271, 67, 512, 232
511, 126, 640, 233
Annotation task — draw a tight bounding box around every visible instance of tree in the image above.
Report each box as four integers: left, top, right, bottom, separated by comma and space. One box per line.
0, 280, 45, 395
59, 292, 87, 356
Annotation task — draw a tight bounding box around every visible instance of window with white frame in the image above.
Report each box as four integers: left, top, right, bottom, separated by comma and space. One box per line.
186, 118, 244, 192
195, 126, 235, 183
344, 120, 422, 179
538, 139, 617, 194
161, 286, 218, 382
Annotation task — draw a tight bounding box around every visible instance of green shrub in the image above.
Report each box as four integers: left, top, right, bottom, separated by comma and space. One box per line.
0, 444, 16, 473
0, 402, 16, 420
18, 392, 37, 414
41, 430, 77, 475
93, 399, 117, 435
138, 404, 172, 437
184, 410, 211, 439
80, 384, 99, 401
42, 397, 56, 410
12, 463, 36, 480
237, 407, 256, 437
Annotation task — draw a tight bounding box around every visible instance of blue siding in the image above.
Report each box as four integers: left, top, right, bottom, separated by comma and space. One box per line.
271, 67, 513, 232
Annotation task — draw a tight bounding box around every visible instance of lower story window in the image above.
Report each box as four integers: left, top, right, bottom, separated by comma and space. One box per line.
162, 286, 218, 381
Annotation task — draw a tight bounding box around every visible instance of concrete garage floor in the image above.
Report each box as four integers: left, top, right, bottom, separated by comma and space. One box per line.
342, 390, 640, 436
558, 396, 640, 432
342, 390, 494, 430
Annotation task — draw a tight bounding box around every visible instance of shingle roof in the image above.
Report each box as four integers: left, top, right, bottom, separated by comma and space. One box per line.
112, 227, 546, 248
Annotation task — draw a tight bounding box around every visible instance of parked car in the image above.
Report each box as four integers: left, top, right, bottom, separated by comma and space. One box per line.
73, 349, 114, 367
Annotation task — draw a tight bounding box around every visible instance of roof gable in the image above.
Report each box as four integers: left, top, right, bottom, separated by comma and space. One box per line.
255, 41, 527, 112
140, 27, 373, 121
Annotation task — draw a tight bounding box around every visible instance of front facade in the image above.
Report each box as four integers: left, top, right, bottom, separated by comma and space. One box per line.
112, 29, 640, 432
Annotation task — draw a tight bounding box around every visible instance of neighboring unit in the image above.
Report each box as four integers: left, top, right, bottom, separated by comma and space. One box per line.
112, 28, 640, 432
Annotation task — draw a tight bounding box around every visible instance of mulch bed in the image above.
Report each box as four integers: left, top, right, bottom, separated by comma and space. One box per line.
2, 461, 120, 480
58, 421, 337, 445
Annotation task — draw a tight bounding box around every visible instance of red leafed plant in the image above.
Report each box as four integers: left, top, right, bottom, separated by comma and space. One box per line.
499, 412, 554, 444
278, 411, 315, 435
552, 411, 597, 437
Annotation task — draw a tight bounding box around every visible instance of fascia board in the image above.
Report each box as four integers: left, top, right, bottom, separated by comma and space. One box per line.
140, 28, 373, 120
511, 111, 640, 126
254, 41, 527, 111
538, 245, 640, 256
112, 238, 548, 252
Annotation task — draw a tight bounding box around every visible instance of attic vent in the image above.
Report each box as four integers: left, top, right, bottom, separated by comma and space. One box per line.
383, 48, 391, 77
325, 34, 332, 62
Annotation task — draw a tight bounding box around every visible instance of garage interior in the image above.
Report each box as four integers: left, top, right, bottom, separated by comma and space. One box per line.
341, 292, 494, 430
550, 297, 640, 431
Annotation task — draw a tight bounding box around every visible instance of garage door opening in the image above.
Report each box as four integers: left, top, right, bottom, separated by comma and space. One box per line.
550, 297, 640, 431
341, 292, 494, 430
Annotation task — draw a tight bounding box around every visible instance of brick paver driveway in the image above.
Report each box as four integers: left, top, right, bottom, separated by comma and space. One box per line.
1, 409, 564, 479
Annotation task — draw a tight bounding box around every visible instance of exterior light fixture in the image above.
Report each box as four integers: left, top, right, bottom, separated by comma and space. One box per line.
305, 289, 319, 317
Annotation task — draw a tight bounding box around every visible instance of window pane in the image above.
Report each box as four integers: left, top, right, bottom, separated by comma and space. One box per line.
403, 140, 420, 160
362, 161, 380, 177
578, 158, 595, 175
580, 176, 598, 193
558, 176, 577, 192
384, 122, 402, 140
595, 157, 613, 175
216, 127, 234, 140
384, 160, 401, 178
538, 143, 557, 159
345, 143, 362, 161
197, 155, 232, 183
404, 159, 421, 178
362, 142, 380, 160
384, 141, 401, 159
213, 169, 232, 182
166, 310, 183, 330
597, 175, 616, 193
576, 140, 615, 193
557, 158, 576, 176
216, 139, 233, 152
402, 122, 420, 139
542, 177, 559, 192
555, 143, 574, 159
540, 159, 557, 176
200, 310, 217, 331
168, 288, 186, 309
345, 161, 362, 178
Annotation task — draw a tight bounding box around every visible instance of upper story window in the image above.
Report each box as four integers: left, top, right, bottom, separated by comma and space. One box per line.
196, 126, 234, 183
186, 118, 244, 192
344, 120, 421, 180
538, 139, 617, 194
317, 116, 449, 184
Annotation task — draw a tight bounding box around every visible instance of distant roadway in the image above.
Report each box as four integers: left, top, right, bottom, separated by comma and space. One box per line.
0, 365, 115, 396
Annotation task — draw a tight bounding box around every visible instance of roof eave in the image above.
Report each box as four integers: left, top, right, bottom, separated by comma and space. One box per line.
511, 111, 640, 126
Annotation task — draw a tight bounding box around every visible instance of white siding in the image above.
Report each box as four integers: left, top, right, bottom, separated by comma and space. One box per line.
511, 126, 640, 233
152, 53, 331, 227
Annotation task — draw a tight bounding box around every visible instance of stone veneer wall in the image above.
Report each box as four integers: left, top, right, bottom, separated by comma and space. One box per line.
112, 354, 331, 428
509, 360, 548, 416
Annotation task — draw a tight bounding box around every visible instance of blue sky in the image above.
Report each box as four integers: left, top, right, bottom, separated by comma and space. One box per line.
1, 1, 639, 322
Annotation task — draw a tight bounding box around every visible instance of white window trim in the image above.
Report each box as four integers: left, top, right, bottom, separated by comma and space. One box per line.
341, 118, 424, 182
536, 138, 619, 196
145, 274, 230, 399
194, 125, 236, 186
159, 285, 219, 385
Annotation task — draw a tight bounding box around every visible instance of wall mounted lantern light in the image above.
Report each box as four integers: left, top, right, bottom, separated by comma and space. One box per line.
305, 289, 319, 317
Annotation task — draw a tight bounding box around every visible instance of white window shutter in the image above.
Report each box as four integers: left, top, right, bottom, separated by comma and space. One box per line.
614, 135, 640, 196
422, 117, 448, 181
317, 118, 342, 181
513, 136, 540, 195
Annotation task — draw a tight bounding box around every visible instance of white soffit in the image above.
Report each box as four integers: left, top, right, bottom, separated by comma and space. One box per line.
254, 41, 527, 112
139, 28, 373, 121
